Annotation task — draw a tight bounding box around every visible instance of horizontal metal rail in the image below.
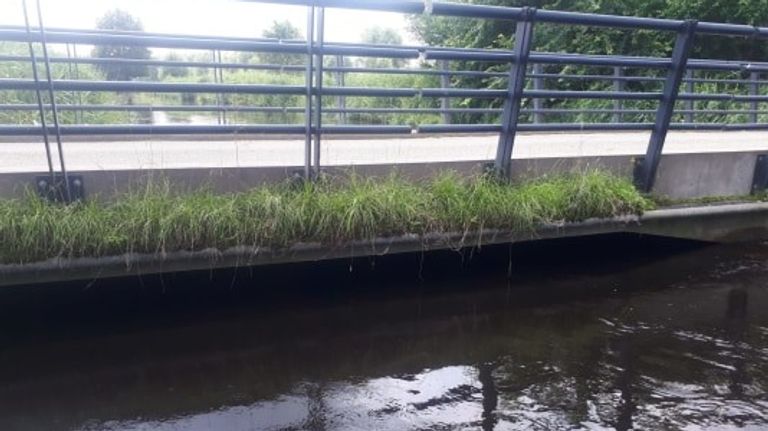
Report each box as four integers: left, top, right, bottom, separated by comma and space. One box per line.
0, 124, 412, 135
14, 78, 764, 102
0, 78, 307, 94
0, 104, 501, 115
419, 122, 768, 133
4, 103, 764, 118
244, 0, 768, 38
1, 52, 760, 85
7, 25, 768, 71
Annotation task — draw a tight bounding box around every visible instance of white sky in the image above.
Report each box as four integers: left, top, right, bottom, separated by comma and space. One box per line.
2, 0, 419, 44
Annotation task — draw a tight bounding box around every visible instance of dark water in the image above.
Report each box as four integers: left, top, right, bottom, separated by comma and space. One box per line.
1, 235, 768, 430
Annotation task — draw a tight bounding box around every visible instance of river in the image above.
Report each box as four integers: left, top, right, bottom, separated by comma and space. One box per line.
0, 235, 767, 430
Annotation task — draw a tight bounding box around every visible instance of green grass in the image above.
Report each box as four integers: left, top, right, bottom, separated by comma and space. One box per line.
0, 170, 653, 265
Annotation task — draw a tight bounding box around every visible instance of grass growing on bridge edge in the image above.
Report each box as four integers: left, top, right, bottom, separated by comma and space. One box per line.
0, 170, 653, 265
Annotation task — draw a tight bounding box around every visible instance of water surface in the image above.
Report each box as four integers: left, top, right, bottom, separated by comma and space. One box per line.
1, 235, 767, 430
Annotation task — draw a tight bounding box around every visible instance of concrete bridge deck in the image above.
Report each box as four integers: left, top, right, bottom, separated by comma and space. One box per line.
3, 130, 768, 172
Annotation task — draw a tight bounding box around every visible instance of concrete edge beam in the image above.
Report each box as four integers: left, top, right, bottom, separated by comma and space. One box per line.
1, 150, 765, 201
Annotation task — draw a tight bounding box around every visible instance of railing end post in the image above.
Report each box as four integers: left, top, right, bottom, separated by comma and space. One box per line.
639, 19, 698, 193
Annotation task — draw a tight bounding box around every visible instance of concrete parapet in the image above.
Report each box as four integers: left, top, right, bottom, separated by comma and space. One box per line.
0, 151, 763, 201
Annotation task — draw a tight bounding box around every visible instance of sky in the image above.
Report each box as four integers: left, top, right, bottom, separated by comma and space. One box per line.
2, 0, 419, 44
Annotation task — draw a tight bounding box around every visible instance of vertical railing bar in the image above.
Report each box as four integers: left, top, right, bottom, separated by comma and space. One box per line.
21, 0, 54, 179
212, 50, 222, 125
65, 43, 76, 123
750, 71, 759, 124
636, 20, 698, 193
35, 0, 71, 202
303, 5, 314, 180
612, 66, 623, 123
72, 43, 82, 124
494, 7, 536, 178
440, 59, 451, 124
532, 63, 543, 124
313, 7, 325, 179
684, 69, 694, 123
218, 50, 227, 125
335, 55, 346, 125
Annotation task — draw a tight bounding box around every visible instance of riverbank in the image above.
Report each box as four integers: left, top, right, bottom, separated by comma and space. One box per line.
0, 170, 651, 265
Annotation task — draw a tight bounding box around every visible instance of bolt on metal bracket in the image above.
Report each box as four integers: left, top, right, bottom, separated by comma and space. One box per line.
36, 174, 84, 203
632, 156, 646, 191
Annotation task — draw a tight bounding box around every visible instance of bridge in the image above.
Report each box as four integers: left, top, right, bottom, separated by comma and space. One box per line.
3, 0, 768, 286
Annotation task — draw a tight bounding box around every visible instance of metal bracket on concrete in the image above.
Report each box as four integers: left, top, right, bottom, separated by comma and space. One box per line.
289, 169, 306, 188
494, 7, 536, 179
290, 167, 329, 188
36, 174, 84, 203
751, 154, 768, 195
632, 156, 645, 190
635, 20, 698, 193
482, 161, 496, 177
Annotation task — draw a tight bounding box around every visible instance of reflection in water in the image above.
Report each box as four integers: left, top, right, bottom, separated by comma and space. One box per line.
1, 237, 768, 430
478, 362, 498, 431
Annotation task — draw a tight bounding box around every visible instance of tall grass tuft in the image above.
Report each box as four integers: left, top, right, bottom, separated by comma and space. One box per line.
0, 170, 653, 265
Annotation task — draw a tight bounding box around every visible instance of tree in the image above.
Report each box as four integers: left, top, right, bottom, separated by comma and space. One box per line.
257, 20, 304, 65
361, 27, 406, 68
362, 27, 403, 46
263, 20, 302, 40
91, 9, 151, 81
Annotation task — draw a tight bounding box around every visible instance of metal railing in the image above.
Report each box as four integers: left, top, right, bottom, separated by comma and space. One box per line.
3, 0, 768, 196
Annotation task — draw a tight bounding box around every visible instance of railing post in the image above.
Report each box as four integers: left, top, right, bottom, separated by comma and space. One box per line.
494, 7, 535, 178
612, 66, 623, 123
750, 71, 759, 124
635, 20, 697, 193
335, 55, 346, 125
684, 69, 694, 123
439, 59, 451, 124
32, 0, 71, 201
21, 0, 55, 180
313, 7, 325, 179
532, 63, 543, 124
303, 5, 315, 180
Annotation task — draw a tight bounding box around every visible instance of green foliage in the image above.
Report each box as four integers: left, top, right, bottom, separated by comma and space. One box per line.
0, 42, 130, 125
410, 0, 768, 124
151, 63, 446, 126
256, 20, 305, 66
0, 171, 651, 264
225, 69, 305, 123
411, 0, 768, 60
92, 9, 152, 81
343, 72, 442, 126
263, 20, 302, 40
360, 27, 406, 68
160, 52, 189, 79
